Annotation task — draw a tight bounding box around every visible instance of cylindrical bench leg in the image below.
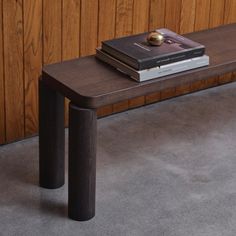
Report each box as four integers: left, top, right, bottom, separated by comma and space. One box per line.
68, 103, 97, 221
39, 78, 65, 189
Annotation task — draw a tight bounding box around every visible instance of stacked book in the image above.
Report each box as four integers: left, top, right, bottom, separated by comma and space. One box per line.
96, 29, 209, 82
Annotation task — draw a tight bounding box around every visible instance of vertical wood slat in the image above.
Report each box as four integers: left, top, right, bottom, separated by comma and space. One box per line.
115, 0, 133, 37
24, 0, 42, 136
180, 0, 196, 34
96, 0, 116, 117
80, 0, 98, 56
113, 0, 134, 113
149, 0, 166, 31
224, 0, 236, 24
165, 0, 181, 33
3, 0, 24, 142
43, 0, 62, 65
133, 0, 150, 34
62, 0, 80, 60
209, 0, 225, 28
0, 0, 5, 144
97, 0, 116, 45
62, 0, 80, 126
194, 0, 211, 31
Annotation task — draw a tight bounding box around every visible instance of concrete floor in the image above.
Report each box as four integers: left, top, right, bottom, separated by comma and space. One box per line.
1, 83, 236, 236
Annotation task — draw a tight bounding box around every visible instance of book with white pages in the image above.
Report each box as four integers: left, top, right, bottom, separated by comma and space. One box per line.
96, 48, 209, 82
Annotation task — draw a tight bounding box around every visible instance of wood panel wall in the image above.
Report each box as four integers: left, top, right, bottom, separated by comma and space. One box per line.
0, 0, 236, 144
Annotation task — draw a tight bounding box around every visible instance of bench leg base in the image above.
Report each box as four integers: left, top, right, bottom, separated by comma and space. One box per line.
68, 103, 97, 221
39, 79, 65, 189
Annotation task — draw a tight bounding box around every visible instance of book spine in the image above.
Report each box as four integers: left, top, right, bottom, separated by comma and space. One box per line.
138, 48, 205, 70
101, 43, 139, 69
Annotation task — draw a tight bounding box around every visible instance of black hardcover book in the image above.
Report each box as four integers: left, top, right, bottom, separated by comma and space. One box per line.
101, 28, 205, 70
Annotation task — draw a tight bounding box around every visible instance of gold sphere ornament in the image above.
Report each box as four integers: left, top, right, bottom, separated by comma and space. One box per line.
147, 31, 164, 46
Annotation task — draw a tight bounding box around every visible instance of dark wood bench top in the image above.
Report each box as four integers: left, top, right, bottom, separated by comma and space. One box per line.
43, 23, 236, 108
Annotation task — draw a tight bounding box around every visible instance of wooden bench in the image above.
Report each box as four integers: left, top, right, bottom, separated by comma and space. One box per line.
39, 23, 236, 221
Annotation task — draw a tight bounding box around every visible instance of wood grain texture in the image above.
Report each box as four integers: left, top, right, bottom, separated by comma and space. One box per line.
175, 83, 191, 96
161, 88, 176, 100
218, 72, 232, 85
209, 0, 225, 28
62, 0, 80, 126
113, 0, 134, 112
190, 80, 205, 92
224, 0, 236, 24
80, 0, 98, 56
0, 0, 5, 144
62, 0, 80, 60
149, 0, 166, 30
165, 0, 181, 33
97, 105, 113, 117
194, 0, 210, 31
113, 100, 129, 113
24, 0, 42, 136
133, 0, 150, 34
145, 92, 161, 104
180, 0, 196, 34
128, 96, 145, 109
204, 76, 219, 88
115, 0, 133, 37
3, 0, 24, 142
98, 0, 116, 44
43, 0, 62, 64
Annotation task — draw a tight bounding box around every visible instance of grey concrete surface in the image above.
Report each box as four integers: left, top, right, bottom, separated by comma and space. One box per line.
1, 83, 236, 236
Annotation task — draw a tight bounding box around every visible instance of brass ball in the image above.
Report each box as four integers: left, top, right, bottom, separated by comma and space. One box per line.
147, 31, 164, 46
